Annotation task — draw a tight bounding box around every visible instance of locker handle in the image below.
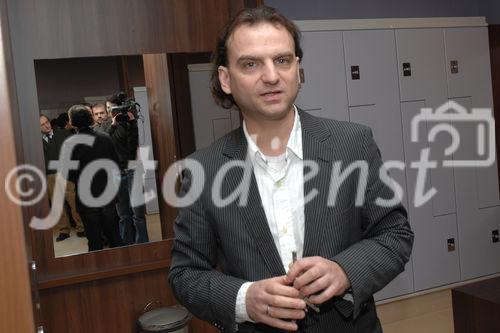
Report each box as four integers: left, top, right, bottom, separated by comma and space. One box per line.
351, 65, 360, 80
450, 60, 459, 74
447, 238, 455, 252
402, 62, 411, 77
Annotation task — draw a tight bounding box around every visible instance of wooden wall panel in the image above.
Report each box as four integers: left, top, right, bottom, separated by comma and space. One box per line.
7, 0, 241, 59
0, 0, 35, 331
143, 53, 178, 240
40, 269, 216, 333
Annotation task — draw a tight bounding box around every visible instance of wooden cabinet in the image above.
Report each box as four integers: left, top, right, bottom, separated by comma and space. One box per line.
452, 276, 500, 333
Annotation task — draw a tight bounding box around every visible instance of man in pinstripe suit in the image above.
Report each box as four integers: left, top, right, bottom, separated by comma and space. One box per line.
169, 6, 413, 333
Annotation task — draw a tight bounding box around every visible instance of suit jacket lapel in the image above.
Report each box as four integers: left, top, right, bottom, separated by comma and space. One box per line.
299, 111, 336, 258
222, 129, 286, 276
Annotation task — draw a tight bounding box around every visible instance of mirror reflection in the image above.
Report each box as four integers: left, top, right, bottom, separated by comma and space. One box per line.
35, 55, 162, 258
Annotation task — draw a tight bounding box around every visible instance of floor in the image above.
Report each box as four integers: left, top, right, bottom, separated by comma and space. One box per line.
53, 213, 162, 257
377, 289, 455, 333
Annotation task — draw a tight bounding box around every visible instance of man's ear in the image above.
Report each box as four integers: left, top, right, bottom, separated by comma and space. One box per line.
218, 66, 231, 95
296, 57, 302, 83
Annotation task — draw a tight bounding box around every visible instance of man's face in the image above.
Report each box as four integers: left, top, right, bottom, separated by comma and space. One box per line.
106, 101, 116, 113
92, 105, 108, 124
218, 23, 300, 122
39, 115, 52, 134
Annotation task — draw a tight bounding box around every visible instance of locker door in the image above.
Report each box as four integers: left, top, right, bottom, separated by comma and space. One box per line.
343, 30, 407, 207
445, 27, 499, 209
188, 66, 240, 150
295, 31, 348, 121
343, 30, 413, 299
401, 101, 460, 291
445, 27, 493, 106
452, 97, 500, 279
444, 28, 500, 279
396, 29, 460, 290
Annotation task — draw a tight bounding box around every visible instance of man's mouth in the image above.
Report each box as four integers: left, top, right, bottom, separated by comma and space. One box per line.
260, 90, 283, 100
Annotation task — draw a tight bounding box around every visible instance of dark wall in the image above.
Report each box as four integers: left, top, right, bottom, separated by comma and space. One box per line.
265, 0, 500, 24
34, 55, 145, 120
34, 57, 121, 112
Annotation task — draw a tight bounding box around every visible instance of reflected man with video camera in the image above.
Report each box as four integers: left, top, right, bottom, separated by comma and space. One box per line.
106, 92, 149, 245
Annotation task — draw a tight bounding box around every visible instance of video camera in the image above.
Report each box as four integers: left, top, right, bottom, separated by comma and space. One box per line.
108, 92, 141, 121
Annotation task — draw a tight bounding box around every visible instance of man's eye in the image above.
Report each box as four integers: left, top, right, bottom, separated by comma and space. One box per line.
276, 57, 290, 65
244, 61, 256, 69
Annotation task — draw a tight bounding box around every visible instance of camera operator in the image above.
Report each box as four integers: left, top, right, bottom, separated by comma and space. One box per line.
106, 93, 149, 245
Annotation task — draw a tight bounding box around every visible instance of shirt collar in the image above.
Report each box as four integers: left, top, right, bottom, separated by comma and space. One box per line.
243, 105, 303, 161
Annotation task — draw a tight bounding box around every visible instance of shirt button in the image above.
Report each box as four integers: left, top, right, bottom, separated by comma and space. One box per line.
276, 180, 283, 188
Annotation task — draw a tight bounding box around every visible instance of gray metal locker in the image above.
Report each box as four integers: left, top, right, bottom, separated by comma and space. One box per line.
295, 30, 348, 121
396, 28, 455, 217
400, 100, 460, 291
445, 27, 499, 209
343, 30, 406, 193
343, 29, 413, 299
444, 27, 500, 280
395, 28, 460, 291
452, 97, 500, 280
188, 65, 240, 150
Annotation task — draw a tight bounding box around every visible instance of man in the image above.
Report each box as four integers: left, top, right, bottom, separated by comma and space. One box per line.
92, 103, 112, 133
40, 114, 85, 241
169, 6, 413, 333
106, 95, 148, 245
66, 105, 124, 251
56, 112, 76, 133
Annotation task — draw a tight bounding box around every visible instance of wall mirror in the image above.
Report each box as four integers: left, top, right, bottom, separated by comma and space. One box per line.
34, 55, 164, 258
33, 52, 240, 259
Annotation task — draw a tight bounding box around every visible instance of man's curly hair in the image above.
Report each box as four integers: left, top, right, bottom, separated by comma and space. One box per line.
210, 6, 303, 110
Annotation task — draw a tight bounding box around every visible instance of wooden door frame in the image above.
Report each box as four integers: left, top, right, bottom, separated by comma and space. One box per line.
0, 0, 36, 330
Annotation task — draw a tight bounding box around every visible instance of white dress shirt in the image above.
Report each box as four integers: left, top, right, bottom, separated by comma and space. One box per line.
43, 130, 54, 142
235, 107, 305, 323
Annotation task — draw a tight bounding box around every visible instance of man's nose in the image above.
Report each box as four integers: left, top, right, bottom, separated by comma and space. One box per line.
261, 62, 279, 84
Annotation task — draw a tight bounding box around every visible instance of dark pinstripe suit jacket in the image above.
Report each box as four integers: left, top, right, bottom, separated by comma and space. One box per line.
169, 111, 413, 333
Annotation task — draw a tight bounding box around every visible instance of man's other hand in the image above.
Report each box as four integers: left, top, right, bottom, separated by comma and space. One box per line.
286, 256, 351, 305
246, 276, 306, 331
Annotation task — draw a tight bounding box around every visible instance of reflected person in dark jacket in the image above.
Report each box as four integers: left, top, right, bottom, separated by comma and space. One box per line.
66, 105, 123, 252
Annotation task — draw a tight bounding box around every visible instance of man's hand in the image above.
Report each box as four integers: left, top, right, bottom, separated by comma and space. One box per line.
111, 113, 119, 126
127, 111, 135, 121
286, 257, 351, 305
246, 276, 306, 331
